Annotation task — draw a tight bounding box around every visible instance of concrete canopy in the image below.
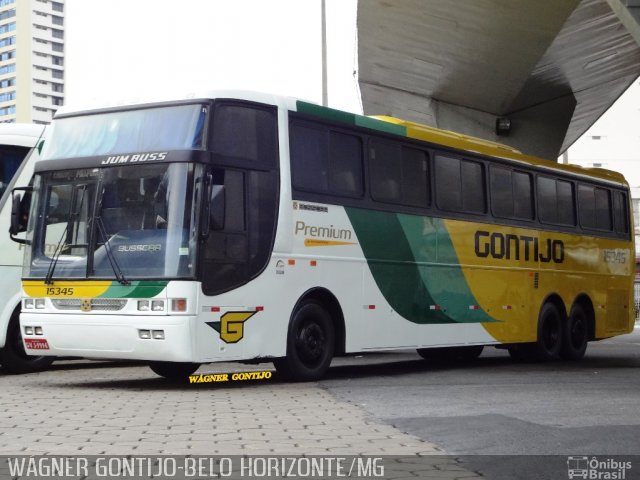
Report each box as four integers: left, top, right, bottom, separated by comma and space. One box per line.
357, 0, 640, 160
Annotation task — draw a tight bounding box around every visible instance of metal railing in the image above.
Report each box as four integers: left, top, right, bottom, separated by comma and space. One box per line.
635, 282, 640, 322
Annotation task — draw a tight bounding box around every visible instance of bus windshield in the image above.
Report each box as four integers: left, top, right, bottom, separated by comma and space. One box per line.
40, 104, 207, 160
23, 163, 201, 281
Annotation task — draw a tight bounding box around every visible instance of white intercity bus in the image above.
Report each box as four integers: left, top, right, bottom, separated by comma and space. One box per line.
0, 123, 50, 373
13, 91, 635, 381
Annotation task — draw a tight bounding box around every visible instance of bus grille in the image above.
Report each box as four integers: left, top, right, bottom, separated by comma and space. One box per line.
52, 298, 127, 311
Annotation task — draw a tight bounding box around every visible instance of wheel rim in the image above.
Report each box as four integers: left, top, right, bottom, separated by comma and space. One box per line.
295, 321, 326, 366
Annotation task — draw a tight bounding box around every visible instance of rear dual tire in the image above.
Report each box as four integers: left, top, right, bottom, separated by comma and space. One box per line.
509, 302, 588, 362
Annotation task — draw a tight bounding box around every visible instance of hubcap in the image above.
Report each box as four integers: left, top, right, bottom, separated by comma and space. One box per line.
296, 322, 325, 365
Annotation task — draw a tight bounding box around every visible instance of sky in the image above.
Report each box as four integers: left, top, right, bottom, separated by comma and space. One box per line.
64, 1, 639, 187
564, 80, 640, 188
65, 0, 360, 112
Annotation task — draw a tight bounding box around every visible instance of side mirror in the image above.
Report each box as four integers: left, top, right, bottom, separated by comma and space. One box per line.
209, 184, 226, 231
9, 187, 32, 244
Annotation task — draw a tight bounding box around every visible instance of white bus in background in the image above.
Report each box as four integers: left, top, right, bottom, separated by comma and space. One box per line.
0, 123, 51, 373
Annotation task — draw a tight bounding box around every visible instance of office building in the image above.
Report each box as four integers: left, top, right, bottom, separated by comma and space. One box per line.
0, 0, 64, 124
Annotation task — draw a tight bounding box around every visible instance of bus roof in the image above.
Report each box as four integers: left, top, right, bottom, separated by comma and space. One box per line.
51, 90, 627, 188
0, 123, 45, 148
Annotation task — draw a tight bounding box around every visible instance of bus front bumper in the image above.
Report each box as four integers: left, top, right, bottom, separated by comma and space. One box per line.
20, 312, 196, 362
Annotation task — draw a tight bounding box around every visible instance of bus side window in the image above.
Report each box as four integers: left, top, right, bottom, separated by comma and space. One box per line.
613, 190, 629, 234
435, 155, 485, 214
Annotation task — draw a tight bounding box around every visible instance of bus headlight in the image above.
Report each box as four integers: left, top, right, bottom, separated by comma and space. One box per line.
151, 300, 165, 312
24, 326, 34, 335
24, 298, 35, 309
137, 300, 150, 311
35, 299, 45, 309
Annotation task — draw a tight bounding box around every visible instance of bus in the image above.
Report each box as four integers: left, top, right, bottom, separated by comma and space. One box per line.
11, 91, 635, 381
0, 123, 51, 373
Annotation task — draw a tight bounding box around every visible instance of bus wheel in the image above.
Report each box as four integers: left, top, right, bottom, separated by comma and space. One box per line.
0, 310, 54, 374
560, 304, 589, 360
417, 345, 484, 361
273, 300, 335, 382
149, 361, 200, 380
533, 302, 563, 361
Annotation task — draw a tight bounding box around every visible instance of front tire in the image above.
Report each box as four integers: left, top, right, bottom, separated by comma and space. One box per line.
273, 300, 335, 382
149, 361, 200, 380
0, 311, 54, 374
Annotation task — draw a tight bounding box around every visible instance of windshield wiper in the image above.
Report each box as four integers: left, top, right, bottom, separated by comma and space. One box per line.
44, 221, 70, 285
95, 216, 130, 285
45, 185, 88, 285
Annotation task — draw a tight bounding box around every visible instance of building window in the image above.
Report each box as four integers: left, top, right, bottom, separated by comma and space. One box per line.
51, 2, 63, 12
0, 92, 15, 102
0, 50, 15, 62
0, 23, 16, 34
0, 0, 16, 6
0, 36, 15, 48
51, 28, 63, 39
0, 64, 16, 75
51, 70, 63, 79
0, 77, 15, 88
51, 56, 63, 66
52, 96, 63, 106
51, 42, 63, 52
0, 8, 16, 21
0, 105, 16, 115
51, 15, 63, 26
51, 83, 63, 92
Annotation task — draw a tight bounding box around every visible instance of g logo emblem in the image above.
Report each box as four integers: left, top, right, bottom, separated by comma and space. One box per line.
206, 311, 256, 344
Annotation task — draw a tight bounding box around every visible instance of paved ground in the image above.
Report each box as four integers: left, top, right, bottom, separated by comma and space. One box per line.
0, 360, 440, 456
1, 329, 638, 480
323, 329, 640, 455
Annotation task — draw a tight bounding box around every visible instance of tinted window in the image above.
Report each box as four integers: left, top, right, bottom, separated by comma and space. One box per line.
435, 155, 485, 214
329, 132, 363, 197
435, 155, 461, 211
290, 120, 363, 198
402, 147, 429, 207
613, 191, 629, 234
537, 176, 575, 225
557, 180, 575, 225
290, 123, 327, 192
370, 140, 429, 207
370, 140, 401, 203
490, 167, 533, 220
512, 171, 533, 219
490, 166, 512, 218
578, 184, 611, 231
213, 104, 277, 167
